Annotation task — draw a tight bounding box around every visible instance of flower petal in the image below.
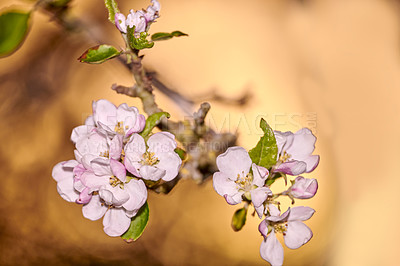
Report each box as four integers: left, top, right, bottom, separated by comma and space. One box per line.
109, 135, 123, 160
80, 171, 109, 192
288, 206, 315, 221
110, 159, 126, 182
155, 151, 182, 182
71, 125, 95, 144
250, 187, 271, 207
57, 177, 79, 202
92, 99, 117, 129
99, 184, 130, 207
139, 165, 166, 181
122, 179, 147, 212
224, 193, 243, 205
76, 187, 92, 204
147, 132, 177, 153
52, 160, 78, 182
117, 103, 139, 135
286, 128, 316, 158
103, 208, 131, 237
303, 155, 320, 173
82, 195, 107, 221
127, 114, 145, 135
260, 231, 284, 266
258, 219, 269, 237
124, 133, 146, 159
284, 221, 313, 249
212, 172, 238, 198
90, 158, 111, 176
274, 160, 307, 176
252, 164, 269, 187
216, 146, 252, 180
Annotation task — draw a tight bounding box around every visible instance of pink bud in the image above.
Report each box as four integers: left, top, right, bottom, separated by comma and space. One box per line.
289, 176, 318, 199
76, 187, 92, 204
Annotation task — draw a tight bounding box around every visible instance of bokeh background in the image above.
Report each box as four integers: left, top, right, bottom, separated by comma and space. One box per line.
1, 0, 399, 265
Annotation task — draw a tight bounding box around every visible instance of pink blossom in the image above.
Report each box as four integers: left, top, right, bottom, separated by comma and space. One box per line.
287, 176, 318, 199
92, 99, 145, 138
52, 160, 80, 202
273, 128, 320, 176
212, 147, 271, 209
124, 132, 182, 182
258, 206, 315, 265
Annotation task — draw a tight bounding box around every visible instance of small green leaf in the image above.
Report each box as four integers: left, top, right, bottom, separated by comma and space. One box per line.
127, 27, 154, 50
248, 118, 278, 169
174, 148, 187, 160
231, 207, 247, 232
0, 10, 30, 57
104, 0, 119, 24
139, 112, 170, 138
151, 31, 188, 42
78, 44, 121, 64
121, 202, 149, 242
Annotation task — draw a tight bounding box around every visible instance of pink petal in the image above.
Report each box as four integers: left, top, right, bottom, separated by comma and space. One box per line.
155, 151, 182, 182
85, 115, 95, 126
109, 135, 123, 160
290, 176, 318, 199
260, 231, 284, 266
76, 187, 92, 204
127, 114, 145, 135
302, 155, 320, 173
252, 164, 269, 187
114, 12, 127, 33
274, 160, 307, 176
122, 179, 147, 212
284, 221, 313, 249
124, 156, 141, 177
267, 207, 290, 223
258, 219, 269, 237
93, 99, 117, 129
288, 206, 315, 221
80, 171, 109, 191
103, 208, 131, 237
216, 147, 252, 180
117, 103, 139, 135
255, 204, 265, 219
82, 195, 107, 221
147, 132, 177, 153
224, 193, 243, 205
70, 125, 94, 144
110, 159, 126, 182
274, 130, 294, 156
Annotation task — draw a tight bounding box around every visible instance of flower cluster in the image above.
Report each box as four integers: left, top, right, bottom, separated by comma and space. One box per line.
213, 126, 319, 265
52, 99, 182, 237
115, 0, 160, 36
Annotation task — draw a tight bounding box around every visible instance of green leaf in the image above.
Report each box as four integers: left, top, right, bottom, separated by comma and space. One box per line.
121, 202, 149, 242
248, 118, 278, 169
174, 148, 187, 160
139, 112, 170, 138
0, 10, 30, 57
151, 31, 188, 41
104, 0, 120, 24
231, 207, 247, 232
78, 44, 121, 64
127, 27, 154, 50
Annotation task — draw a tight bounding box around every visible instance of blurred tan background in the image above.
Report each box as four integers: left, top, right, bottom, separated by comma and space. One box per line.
1, 0, 399, 265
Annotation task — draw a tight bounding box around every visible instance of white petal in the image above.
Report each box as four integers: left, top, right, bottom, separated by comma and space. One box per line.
212, 172, 238, 198
288, 206, 315, 221
93, 99, 117, 129
90, 158, 112, 176
103, 208, 131, 237
260, 232, 284, 266
155, 151, 182, 182
57, 178, 79, 202
122, 179, 147, 212
116, 103, 139, 135
250, 187, 271, 207
82, 195, 107, 221
52, 160, 78, 182
71, 125, 94, 144
139, 165, 165, 181
274, 160, 307, 176
124, 133, 146, 158
286, 128, 316, 158
252, 164, 269, 187
147, 132, 177, 153
99, 184, 130, 207
284, 221, 313, 249
216, 146, 251, 180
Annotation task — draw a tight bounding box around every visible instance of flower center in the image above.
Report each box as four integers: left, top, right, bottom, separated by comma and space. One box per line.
109, 176, 125, 189
141, 151, 159, 166
279, 151, 291, 163
99, 150, 109, 158
235, 171, 253, 191
274, 224, 288, 236
114, 121, 129, 135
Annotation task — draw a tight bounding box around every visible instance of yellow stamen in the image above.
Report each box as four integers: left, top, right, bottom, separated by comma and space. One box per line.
114, 121, 125, 135
109, 176, 125, 189
141, 151, 159, 166
279, 151, 291, 163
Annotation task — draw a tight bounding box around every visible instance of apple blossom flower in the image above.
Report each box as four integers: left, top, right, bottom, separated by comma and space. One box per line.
124, 132, 182, 182
213, 146, 271, 208
114, 0, 160, 35
273, 128, 320, 176
286, 176, 318, 199
92, 99, 145, 138
258, 205, 315, 265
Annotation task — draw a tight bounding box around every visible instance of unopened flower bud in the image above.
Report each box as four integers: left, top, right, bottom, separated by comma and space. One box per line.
288, 176, 318, 199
